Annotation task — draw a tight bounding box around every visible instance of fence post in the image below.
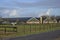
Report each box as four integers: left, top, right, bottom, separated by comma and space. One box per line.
30, 24, 31, 34
35, 24, 36, 32
39, 24, 40, 32
5, 27, 6, 34
24, 24, 25, 34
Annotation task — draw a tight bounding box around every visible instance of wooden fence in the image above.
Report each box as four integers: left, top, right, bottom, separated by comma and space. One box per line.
0, 23, 60, 35
17, 23, 60, 34
0, 26, 17, 34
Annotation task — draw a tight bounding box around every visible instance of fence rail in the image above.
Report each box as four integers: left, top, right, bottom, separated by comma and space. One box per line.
0, 26, 17, 34
16, 23, 60, 34
0, 23, 60, 36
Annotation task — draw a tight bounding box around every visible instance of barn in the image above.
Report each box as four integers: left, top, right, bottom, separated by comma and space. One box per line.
26, 17, 40, 24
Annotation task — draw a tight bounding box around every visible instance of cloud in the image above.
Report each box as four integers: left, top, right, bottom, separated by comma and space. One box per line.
0, 0, 60, 8
9, 9, 17, 16
0, 9, 20, 18
46, 8, 52, 15
3, 9, 10, 14
0, 9, 9, 14
38, 8, 53, 17
14, 0, 60, 8
38, 12, 46, 17
0, 8, 60, 18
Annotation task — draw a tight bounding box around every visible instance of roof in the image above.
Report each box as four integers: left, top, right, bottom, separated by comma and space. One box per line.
43, 17, 57, 22
27, 17, 39, 22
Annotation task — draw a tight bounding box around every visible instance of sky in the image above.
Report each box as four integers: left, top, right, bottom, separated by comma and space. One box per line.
0, 0, 60, 18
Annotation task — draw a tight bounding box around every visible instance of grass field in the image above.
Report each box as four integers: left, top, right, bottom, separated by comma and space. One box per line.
0, 23, 60, 37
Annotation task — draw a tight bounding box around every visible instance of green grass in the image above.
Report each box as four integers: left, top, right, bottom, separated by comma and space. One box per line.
0, 23, 60, 37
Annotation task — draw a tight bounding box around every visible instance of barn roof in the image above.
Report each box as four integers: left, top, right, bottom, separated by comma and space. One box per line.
27, 17, 39, 22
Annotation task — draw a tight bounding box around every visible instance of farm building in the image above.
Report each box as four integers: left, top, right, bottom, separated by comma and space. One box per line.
0, 16, 60, 25
0, 17, 31, 24
42, 16, 57, 23
26, 17, 40, 24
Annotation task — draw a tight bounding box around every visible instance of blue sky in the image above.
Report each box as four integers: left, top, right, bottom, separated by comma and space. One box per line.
0, 0, 60, 18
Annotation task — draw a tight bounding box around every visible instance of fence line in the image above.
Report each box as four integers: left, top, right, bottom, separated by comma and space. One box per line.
21, 23, 60, 34
0, 26, 17, 34
0, 23, 60, 35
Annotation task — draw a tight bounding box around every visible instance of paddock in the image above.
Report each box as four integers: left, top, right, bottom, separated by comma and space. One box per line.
0, 25, 17, 34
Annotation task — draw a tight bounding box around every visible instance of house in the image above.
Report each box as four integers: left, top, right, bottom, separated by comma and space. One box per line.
26, 17, 40, 24
43, 16, 57, 23
1, 17, 31, 24
0, 16, 59, 25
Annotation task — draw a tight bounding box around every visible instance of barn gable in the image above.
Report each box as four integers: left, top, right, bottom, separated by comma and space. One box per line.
27, 17, 40, 24
43, 17, 57, 23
